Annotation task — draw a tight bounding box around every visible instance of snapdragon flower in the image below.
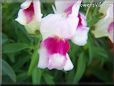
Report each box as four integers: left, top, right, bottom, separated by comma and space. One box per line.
38, 0, 90, 71
15, 0, 42, 34
38, 0, 82, 71
38, 36, 73, 71
93, 1, 114, 43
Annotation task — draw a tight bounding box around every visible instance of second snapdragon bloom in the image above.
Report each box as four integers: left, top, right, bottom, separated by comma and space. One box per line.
93, 1, 114, 43
15, 0, 42, 34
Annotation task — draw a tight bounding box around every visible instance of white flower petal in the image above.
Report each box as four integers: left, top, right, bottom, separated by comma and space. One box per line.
64, 54, 74, 71
55, 0, 75, 13
99, 1, 113, 15
15, 9, 27, 25
25, 18, 40, 34
70, 0, 82, 17
71, 12, 89, 46
48, 54, 66, 70
106, 4, 113, 18
71, 27, 89, 46
33, 0, 42, 22
15, 0, 34, 25
40, 14, 77, 39
38, 47, 48, 69
21, 0, 32, 9
93, 17, 113, 38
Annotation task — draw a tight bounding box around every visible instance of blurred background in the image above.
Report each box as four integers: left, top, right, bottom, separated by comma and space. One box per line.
1, 0, 114, 85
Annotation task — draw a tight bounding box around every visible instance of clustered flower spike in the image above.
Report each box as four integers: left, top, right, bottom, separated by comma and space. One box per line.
15, 0, 90, 71
93, 1, 114, 43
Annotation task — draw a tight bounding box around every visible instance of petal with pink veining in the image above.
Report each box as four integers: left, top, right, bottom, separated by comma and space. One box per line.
71, 13, 89, 46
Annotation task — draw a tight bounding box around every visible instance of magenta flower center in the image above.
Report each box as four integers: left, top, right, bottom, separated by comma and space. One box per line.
42, 37, 70, 56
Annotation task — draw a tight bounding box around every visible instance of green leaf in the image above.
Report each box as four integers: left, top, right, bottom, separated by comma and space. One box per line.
1, 59, 16, 82
93, 47, 108, 58
14, 23, 32, 44
88, 34, 108, 65
32, 68, 42, 84
88, 34, 94, 64
1, 33, 8, 44
73, 52, 86, 83
14, 55, 30, 70
90, 67, 112, 82
44, 74, 55, 85
89, 46, 108, 64
7, 53, 15, 63
17, 72, 28, 81
28, 47, 38, 75
3, 43, 29, 53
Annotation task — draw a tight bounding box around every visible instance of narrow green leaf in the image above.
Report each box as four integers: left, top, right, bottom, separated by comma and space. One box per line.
14, 55, 30, 70
28, 47, 38, 75
14, 22, 32, 44
93, 47, 108, 58
73, 52, 86, 83
88, 34, 108, 65
32, 68, 42, 84
90, 67, 112, 82
1, 59, 16, 82
44, 74, 55, 85
7, 54, 15, 63
1, 33, 8, 44
17, 72, 28, 81
88, 34, 95, 65
89, 46, 108, 64
3, 43, 29, 53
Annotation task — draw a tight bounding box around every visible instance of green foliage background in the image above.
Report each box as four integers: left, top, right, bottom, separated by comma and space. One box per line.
1, 1, 114, 84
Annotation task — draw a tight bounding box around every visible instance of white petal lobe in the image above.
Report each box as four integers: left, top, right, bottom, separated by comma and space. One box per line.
64, 54, 74, 71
